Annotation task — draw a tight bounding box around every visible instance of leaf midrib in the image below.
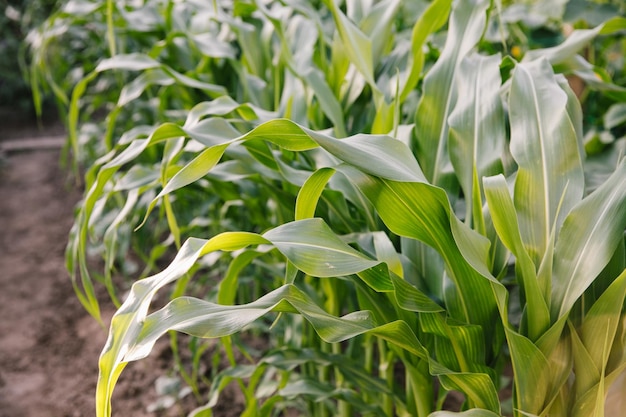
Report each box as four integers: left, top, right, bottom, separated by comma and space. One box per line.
557, 184, 623, 318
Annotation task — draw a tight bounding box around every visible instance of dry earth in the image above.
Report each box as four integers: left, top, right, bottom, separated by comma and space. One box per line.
0, 118, 241, 417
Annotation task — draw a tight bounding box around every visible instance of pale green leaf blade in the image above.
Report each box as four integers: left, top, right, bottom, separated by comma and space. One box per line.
509, 58, 584, 267
581, 269, 626, 376
413, 0, 490, 187
483, 174, 550, 340
448, 53, 505, 224
96, 232, 270, 417
372, 232, 403, 277
244, 119, 319, 151
604, 103, 626, 130
522, 17, 626, 66
117, 69, 173, 107
95, 53, 161, 72
399, 0, 452, 102
301, 68, 348, 137
506, 329, 551, 415
338, 166, 500, 337
263, 218, 394, 292
390, 274, 444, 313
358, 0, 401, 68
308, 129, 426, 182
429, 410, 501, 417
430, 361, 500, 412
295, 168, 337, 220
322, 0, 376, 88
551, 160, 626, 319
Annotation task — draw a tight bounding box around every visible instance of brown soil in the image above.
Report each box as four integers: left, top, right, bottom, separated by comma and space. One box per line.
0, 119, 240, 417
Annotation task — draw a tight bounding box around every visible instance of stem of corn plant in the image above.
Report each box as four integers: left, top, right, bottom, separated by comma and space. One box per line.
377, 339, 395, 416
326, 279, 352, 416
169, 332, 203, 401
105, 0, 115, 56
410, 358, 434, 417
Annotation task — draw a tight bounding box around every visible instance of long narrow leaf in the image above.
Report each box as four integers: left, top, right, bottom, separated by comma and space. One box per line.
509, 58, 584, 267
551, 160, 626, 320
448, 53, 505, 227
413, 0, 490, 188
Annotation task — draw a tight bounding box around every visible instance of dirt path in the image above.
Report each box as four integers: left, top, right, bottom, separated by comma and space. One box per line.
0, 117, 247, 416
0, 146, 104, 416
0, 137, 193, 417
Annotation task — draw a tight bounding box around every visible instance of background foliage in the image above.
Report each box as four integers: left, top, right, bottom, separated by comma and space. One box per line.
1, 0, 58, 114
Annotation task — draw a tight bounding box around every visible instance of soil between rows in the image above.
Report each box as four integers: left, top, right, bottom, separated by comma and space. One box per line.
0, 123, 242, 417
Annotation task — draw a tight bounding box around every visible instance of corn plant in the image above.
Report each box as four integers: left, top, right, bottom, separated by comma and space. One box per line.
27, 0, 626, 416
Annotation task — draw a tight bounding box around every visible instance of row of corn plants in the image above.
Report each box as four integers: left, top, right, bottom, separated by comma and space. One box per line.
28, 0, 626, 416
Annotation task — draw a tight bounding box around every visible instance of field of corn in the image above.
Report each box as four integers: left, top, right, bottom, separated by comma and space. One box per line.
9, 0, 626, 416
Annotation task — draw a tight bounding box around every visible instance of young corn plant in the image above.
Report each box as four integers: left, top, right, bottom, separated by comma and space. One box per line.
30, 0, 626, 416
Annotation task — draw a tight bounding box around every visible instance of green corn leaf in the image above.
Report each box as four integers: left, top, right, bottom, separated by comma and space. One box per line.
430, 361, 500, 413
117, 69, 174, 107
556, 76, 585, 158
483, 174, 550, 341
505, 329, 551, 415
322, 0, 377, 90
390, 274, 445, 314
260, 8, 350, 137
182, 97, 270, 128
130, 286, 374, 360
98, 258, 431, 417
97, 233, 269, 417
604, 103, 626, 130
421, 313, 487, 375
96, 53, 226, 95
566, 270, 626, 415
448, 53, 505, 228
580, 268, 626, 380
430, 410, 501, 417
413, 0, 490, 188
551, 160, 626, 320
135, 119, 426, 231
358, 0, 401, 69
301, 68, 348, 137
509, 58, 584, 268
137, 143, 231, 229
308, 130, 425, 182
372, 232, 404, 278
217, 250, 267, 306
68, 53, 227, 166
399, 0, 452, 103
522, 17, 626, 66
401, 237, 446, 303
338, 165, 500, 344
570, 322, 602, 402
264, 218, 393, 292
278, 377, 386, 413
571, 363, 626, 417
295, 168, 337, 220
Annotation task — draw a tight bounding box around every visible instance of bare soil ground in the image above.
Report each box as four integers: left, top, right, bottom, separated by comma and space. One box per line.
0, 118, 230, 417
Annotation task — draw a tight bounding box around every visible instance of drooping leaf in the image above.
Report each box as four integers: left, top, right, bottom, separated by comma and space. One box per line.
338, 165, 500, 346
